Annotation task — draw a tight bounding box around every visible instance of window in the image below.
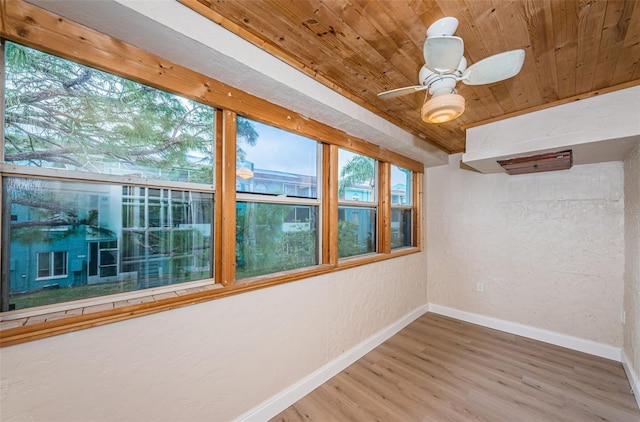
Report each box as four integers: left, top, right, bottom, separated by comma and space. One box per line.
236, 117, 317, 198
36, 252, 68, 280
337, 149, 377, 258
89, 241, 118, 278
0, 5, 424, 344
391, 165, 413, 249
1, 41, 215, 311
3, 177, 214, 309
284, 206, 311, 223
4, 43, 214, 184
120, 186, 213, 289
235, 118, 320, 279
236, 203, 318, 278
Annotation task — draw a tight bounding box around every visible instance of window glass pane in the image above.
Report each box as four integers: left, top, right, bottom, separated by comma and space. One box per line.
338, 206, 376, 258
236, 117, 317, 198
37, 253, 50, 279
53, 252, 68, 276
100, 250, 117, 267
236, 202, 318, 279
284, 206, 310, 223
338, 149, 376, 203
3, 177, 214, 310
391, 208, 413, 249
4, 42, 214, 183
391, 165, 412, 206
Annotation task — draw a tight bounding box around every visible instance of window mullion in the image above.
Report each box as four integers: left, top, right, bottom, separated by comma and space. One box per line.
214, 109, 224, 284
378, 161, 391, 254
323, 144, 338, 265
220, 110, 237, 286
0, 40, 7, 312
235, 194, 319, 206
414, 172, 423, 249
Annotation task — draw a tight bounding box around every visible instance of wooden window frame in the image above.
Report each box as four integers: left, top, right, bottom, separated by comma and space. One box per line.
233, 117, 323, 281
0, 1, 423, 346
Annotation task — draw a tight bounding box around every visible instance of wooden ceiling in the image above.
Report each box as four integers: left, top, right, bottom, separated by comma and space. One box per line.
182, 0, 640, 154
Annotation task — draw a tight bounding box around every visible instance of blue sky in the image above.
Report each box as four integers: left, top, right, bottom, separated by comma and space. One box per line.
241, 120, 317, 176
241, 118, 409, 189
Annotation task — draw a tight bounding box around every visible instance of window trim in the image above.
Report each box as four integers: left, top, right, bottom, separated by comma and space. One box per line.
0, 1, 424, 347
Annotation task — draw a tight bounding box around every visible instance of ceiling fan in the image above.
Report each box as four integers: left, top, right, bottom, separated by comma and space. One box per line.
378, 17, 525, 124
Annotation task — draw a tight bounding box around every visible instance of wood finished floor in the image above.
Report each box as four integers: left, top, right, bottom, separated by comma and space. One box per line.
271, 313, 640, 422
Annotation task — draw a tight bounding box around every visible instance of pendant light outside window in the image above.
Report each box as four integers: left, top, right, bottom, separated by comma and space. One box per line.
236, 160, 254, 179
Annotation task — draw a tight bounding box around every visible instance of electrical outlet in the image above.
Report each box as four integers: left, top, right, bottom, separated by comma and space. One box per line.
476, 282, 484, 292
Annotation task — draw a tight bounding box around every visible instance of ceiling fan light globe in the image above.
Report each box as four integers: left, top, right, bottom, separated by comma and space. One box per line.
421, 93, 465, 124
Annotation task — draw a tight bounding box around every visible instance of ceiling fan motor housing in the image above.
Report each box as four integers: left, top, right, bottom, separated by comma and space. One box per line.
427, 76, 457, 96
419, 57, 466, 97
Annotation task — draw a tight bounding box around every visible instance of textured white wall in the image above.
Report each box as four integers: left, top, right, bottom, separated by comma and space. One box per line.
0, 253, 428, 422
427, 154, 625, 345
624, 144, 640, 379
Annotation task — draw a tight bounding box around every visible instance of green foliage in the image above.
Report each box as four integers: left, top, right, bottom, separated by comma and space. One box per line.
337, 220, 372, 258
338, 154, 375, 198
236, 116, 259, 162
236, 203, 317, 278
4, 41, 216, 183
10, 280, 136, 309
8, 178, 116, 244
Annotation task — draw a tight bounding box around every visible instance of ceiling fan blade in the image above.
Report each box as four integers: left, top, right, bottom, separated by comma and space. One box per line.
461, 49, 525, 85
423, 36, 464, 74
377, 85, 428, 99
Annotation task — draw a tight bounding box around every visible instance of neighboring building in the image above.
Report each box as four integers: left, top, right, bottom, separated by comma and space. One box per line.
237, 167, 317, 198
8, 166, 392, 299
7, 181, 212, 304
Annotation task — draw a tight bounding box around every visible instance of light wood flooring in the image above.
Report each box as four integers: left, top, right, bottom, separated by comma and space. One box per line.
271, 313, 640, 422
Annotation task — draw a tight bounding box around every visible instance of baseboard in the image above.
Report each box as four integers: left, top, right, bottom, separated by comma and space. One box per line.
622, 350, 640, 410
428, 303, 621, 361
235, 304, 430, 422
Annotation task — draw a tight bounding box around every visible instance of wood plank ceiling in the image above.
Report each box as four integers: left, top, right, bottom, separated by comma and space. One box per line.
182, 0, 640, 154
